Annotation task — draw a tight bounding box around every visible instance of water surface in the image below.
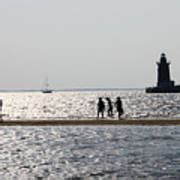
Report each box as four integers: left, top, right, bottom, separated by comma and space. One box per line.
0, 126, 179, 179
1, 90, 180, 120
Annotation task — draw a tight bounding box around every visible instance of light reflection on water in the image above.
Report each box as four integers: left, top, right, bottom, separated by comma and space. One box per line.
1, 91, 180, 120
0, 91, 180, 179
0, 126, 179, 179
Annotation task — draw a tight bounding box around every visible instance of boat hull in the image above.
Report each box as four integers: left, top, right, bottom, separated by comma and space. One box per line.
42, 90, 53, 93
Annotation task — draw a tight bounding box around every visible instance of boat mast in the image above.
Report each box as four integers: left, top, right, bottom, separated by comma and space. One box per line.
45, 77, 50, 90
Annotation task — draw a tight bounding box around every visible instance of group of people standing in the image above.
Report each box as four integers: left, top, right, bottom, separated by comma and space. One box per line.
97, 97, 124, 120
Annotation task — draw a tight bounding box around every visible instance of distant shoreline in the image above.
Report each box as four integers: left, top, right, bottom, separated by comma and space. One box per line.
0, 119, 180, 126
0, 88, 144, 93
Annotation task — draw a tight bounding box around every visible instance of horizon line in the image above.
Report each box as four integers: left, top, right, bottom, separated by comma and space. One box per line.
0, 87, 145, 92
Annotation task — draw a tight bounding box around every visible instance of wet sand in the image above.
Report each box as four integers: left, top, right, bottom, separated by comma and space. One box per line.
0, 119, 180, 126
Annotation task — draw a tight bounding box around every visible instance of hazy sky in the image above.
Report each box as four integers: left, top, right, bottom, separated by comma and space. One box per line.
0, 0, 180, 89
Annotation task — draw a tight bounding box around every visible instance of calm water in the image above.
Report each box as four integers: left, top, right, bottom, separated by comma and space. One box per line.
0, 126, 179, 179
0, 91, 180, 179
1, 90, 180, 120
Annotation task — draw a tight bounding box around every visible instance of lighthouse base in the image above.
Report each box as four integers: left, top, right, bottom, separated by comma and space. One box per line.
146, 85, 180, 93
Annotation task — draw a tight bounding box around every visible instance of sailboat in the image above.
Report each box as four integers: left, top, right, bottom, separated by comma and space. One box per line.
42, 78, 53, 93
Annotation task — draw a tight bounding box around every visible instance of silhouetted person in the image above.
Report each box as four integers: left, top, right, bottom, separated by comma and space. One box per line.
115, 97, 124, 120
106, 97, 113, 117
0, 99, 2, 112
97, 97, 105, 119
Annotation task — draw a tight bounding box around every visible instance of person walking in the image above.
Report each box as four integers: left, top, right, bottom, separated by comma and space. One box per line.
106, 97, 113, 117
97, 97, 105, 119
115, 97, 124, 120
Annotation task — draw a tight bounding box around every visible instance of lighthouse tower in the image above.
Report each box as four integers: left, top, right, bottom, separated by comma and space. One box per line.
157, 53, 174, 88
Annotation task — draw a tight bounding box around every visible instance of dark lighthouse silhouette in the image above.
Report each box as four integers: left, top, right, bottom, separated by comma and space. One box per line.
146, 53, 180, 93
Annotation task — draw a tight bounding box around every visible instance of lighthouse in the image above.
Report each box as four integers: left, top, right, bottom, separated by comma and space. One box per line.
157, 53, 174, 88
146, 53, 180, 93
